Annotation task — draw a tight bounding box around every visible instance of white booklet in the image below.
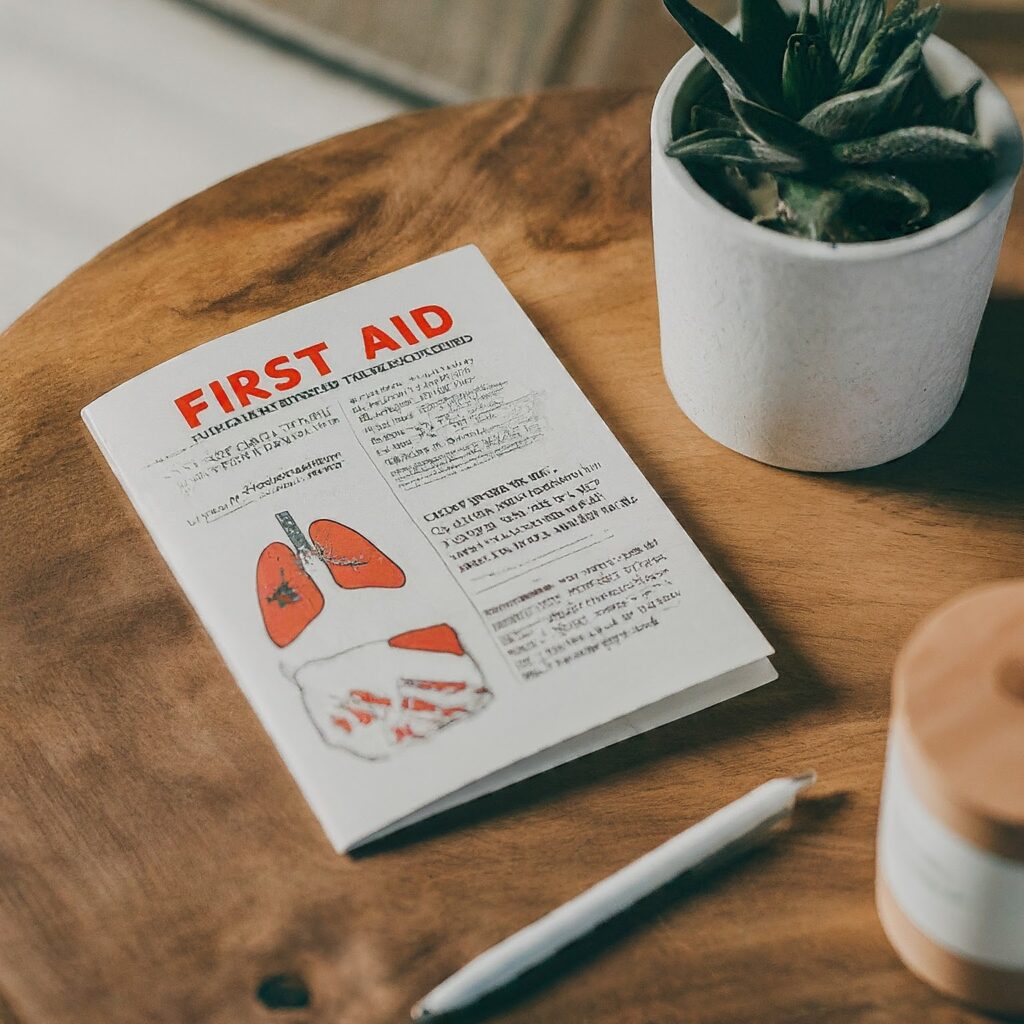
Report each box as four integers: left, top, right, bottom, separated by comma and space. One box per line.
83, 246, 775, 852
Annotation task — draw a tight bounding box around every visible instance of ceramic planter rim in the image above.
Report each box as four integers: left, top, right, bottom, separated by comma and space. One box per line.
651, 35, 1024, 262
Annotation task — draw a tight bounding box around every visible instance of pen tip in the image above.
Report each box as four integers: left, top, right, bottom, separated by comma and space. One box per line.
410, 1001, 429, 1021
792, 770, 817, 791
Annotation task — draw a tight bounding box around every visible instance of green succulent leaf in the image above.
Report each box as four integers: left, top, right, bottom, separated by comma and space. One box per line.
689, 164, 766, 219
663, 0, 775, 106
821, 0, 885, 79
668, 127, 742, 149
847, 0, 940, 89
881, 37, 924, 84
830, 169, 930, 220
666, 132, 807, 173
832, 171, 932, 239
731, 95, 828, 162
943, 80, 982, 134
773, 171, 930, 241
896, 159, 994, 218
896, 63, 948, 126
800, 69, 914, 141
910, 5, 942, 42
782, 33, 842, 117
740, 0, 792, 46
694, 75, 732, 112
666, 0, 991, 242
887, 0, 920, 29
773, 178, 846, 239
833, 125, 993, 165
740, 0, 794, 83
690, 104, 744, 133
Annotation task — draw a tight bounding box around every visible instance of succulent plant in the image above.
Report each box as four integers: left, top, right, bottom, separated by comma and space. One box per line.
664, 0, 995, 242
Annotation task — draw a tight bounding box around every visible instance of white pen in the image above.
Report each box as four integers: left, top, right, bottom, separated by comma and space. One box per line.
411, 771, 817, 1020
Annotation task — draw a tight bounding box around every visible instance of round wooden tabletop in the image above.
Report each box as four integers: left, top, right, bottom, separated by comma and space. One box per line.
1, 90, 1022, 1024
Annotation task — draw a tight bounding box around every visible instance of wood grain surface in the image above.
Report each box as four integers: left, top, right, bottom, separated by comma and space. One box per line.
1, 88, 1022, 1024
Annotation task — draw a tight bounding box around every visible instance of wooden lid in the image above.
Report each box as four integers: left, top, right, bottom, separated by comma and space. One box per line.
893, 579, 1024, 860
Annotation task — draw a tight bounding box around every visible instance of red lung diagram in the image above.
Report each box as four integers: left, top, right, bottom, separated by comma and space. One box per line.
256, 542, 326, 647
308, 520, 406, 590
294, 623, 494, 760
256, 511, 405, 647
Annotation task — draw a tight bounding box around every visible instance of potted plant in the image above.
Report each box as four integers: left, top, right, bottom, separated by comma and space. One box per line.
651, 0, 1022, 471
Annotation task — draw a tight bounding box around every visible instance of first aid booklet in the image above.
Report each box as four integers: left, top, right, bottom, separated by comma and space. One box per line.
83, 246, 775, 852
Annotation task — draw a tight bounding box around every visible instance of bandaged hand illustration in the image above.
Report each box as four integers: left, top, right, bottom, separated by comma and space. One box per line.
294, 624, 492, 760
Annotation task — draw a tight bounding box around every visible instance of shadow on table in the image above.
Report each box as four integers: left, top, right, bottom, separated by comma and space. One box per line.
355, 652, 832, 858
407, 792, 846, 1024
831, 297, 1024, 512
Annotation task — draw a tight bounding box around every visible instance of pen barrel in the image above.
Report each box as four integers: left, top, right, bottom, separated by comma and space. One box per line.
424, 778, 802, 1009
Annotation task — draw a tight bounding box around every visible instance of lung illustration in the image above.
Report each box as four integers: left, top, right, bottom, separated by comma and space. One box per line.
256, 541, 325, 648
257, 511, 405, 648
309, 520, 406, 590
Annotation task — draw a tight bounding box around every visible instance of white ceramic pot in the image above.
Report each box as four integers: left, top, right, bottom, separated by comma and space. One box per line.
651, 36, 1023, 472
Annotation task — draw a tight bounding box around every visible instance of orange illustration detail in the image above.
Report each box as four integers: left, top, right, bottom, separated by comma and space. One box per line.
413, 680, 469, 693
257, 542, 324, 647
309, 520, 406, 590
389, 623, 464, 656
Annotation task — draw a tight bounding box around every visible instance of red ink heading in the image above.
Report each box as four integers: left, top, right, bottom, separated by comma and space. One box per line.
171, 304, 455, 427
174, 342, 331, 429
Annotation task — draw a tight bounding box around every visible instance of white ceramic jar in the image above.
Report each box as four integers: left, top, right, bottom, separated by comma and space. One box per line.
650, 35, 1023, 472
877, 581, 1024, 1017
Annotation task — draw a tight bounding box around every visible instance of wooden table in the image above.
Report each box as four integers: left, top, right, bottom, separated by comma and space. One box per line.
1, 89, 1022, 1024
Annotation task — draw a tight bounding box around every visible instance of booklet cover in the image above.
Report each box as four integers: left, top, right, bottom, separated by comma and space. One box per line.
82, 245, 775, 851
